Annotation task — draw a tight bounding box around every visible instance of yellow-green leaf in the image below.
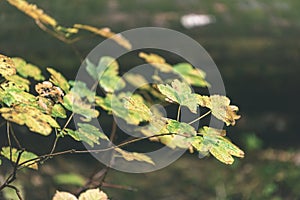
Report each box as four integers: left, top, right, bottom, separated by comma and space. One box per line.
157, 79, 198, 113
0, 54, 16, 77
74, 24, 131, 50
7, 0, 57, 27
4, 75, 30, 91
173, 63, 210, 87
63, 92, 99, 120
86, 57, 125, 93
192, 126, 244, 164
139, 52, 173, 72
197, 95, 241, 126
115, 148, 155, 165
47, 68, 70, 93
51, 104, 67, 118
0, 105, 59, 136
0, 82, 36, 106
1, 147, 38, 169
12, 57, 45, 81
64, 123, 108, 147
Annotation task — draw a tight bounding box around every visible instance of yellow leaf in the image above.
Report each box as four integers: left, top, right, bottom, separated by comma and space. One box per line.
7, 0, 57, 27
0, 54, 16, 77
138, 52, 173, 72
52, 191, 77, 200
79, 189, 108, 200
74, 24, 132, 50
115, 148, 155, 165
197, 95, 241, 126
0, 105, 59, 136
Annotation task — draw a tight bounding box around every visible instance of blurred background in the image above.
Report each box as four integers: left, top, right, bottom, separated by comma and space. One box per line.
1, 0, 300, 199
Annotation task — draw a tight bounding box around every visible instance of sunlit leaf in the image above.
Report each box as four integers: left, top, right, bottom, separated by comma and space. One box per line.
115, 148, 155, 165
52, 191, 77, 200
96, 93, 150, 125
123, 95, 152, 122
7, 0, 57, 27
47, 68, 70, 93
86, 57, 125, 93
53, 173, 85, 186
12, 57, 45, 81
4, 75, 30, 91
51, 104, 67, 118
74, 24, 132, 50
138, 52, 173, 72
0, 54, 16, 77
63, 92, 99, 120
0, 105, 59, 136
158, 119, 196, 149
78, 189, 108, 200
191, 126, 244, 164
197, 95, 241, 126
1, 147, 38, 169
173, 63, 210, 87
157, 79, 198, 113
0, 82, 36, 106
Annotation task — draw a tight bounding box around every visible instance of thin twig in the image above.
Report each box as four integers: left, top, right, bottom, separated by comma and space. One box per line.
6, 122, 12, 164
9, 125, 22, 149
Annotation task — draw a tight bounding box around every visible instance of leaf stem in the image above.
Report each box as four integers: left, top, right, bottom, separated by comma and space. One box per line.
177, 105, 181, 121
188, 110, 211, 125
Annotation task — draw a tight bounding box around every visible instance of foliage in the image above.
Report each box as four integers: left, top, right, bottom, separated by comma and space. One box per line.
0, 0, 244, 199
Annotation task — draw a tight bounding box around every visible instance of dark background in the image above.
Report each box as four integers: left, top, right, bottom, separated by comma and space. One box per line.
1, 0, 300, 199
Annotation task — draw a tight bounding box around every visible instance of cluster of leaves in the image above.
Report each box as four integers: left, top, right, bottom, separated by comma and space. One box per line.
0, 0, 244, 199
0, 52, 243, 199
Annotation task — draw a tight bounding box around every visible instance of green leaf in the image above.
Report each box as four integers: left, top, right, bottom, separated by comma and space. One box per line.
64, 123, 108, 147
51, 104, 67, 118
69, 80, 95, 103
63, 92, 99, 120
159, 119, 196, 149
78, 189, 108, 200
191, 126, 244, 164
12, 57, 44, 81
0, 105, 60, 136
197, 95, 241, 126
115, 148, 155, 165
157, 79, 198, 113
138, 52, 173, 72
0, 82, 36, 107
53, 173, 85, 186
173, 63, 210, 87
47, 68, 70, 93
1, 147, 38, 169
86, 57, 125, 93
0, 54, 16, 77
52, 191, 77, 200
